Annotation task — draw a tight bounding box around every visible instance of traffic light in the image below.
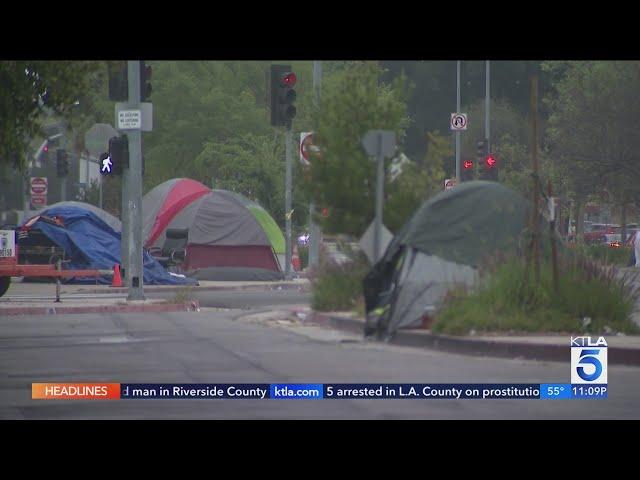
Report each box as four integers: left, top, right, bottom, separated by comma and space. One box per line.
108, 135, 129, 175
140, 61, 152, 101
461, 159, 474, 182
270, 65, 297, 127
109, 61, 151, 102
108, 61, 128, 101
56, 149, 69, 177
476, 139, 488, 166
479, 153, 498, 181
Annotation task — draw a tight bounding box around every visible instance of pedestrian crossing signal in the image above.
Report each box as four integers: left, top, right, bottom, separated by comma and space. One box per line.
106, 135, 129, 176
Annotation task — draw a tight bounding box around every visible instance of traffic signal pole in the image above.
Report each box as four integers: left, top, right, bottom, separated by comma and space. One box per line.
125, 60, 144, 300
285, 126, 293, 279
455, 60, 461, 183
485, 60, 490, 151
309, 61, 322, 268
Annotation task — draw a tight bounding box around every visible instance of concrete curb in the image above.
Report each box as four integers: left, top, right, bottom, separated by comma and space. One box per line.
0, 299, 201, 316
307, 311, 640, 367
70, 282, 308, 295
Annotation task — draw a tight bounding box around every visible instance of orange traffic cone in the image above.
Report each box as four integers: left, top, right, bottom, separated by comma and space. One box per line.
292, 244, 301, 271
111, 264, 123, 287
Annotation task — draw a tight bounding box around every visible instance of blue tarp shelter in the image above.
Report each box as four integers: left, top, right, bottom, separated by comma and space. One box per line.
20, 204, 196, 285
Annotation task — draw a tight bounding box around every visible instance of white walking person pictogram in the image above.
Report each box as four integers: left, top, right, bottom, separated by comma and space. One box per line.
101, 155, 113, 173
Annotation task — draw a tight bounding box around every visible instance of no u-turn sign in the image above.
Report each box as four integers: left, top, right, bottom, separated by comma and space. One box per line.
450, 113, 468, 131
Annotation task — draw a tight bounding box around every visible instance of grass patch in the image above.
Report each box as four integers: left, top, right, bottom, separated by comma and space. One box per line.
434, 257, 640, 336
580, 244, 632, 266
167, 286, 194, 304
310, 256, 369, 312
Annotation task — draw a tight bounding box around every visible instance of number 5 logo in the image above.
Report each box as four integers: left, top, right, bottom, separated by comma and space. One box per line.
577, 349, 602, 382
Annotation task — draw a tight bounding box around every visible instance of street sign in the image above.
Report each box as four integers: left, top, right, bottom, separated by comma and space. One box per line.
0, 230, 16, 258
117, 109, 141, 130
115, 102, 153, 131
85, 123, 119, 158
31, 194, 47, 207
444, 178, 457, 190
359, 221, 392, 265
389, 153, 411, 182
450, 113, 468, 131
362, 130, 396, 159
30, 177, 48, 195
300, 132, 319, 167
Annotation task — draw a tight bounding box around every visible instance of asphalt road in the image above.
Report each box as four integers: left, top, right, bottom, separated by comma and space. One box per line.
1, 308, 639, 419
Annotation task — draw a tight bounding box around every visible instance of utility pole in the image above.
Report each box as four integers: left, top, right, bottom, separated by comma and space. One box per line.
22, 174, 29, 222
285, 126, 293, 279
60, 126, 68, 202
530, 68, 541, 284
125, 60, 144, 300
374, 135, 385, 263
121, 164, 130, 280
455, 60, 461, 182
485, 60, 490, 151
309, 61, 322, 267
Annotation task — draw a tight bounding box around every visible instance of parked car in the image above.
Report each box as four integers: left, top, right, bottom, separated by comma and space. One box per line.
582, 223, 611, 245
604, 224, 638, 245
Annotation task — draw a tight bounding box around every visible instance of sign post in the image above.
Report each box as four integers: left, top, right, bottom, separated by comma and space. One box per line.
362, 130, 396, 263
115, 61, 146, 301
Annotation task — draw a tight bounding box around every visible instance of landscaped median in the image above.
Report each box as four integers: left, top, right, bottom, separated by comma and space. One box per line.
306, 252, 640, 365
302, 309, 640, 366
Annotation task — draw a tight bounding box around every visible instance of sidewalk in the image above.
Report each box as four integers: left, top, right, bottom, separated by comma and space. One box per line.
0, 278, 308, 316
4, 277, 309, 296
0, 292, 201, 316
297, 309, 640, 366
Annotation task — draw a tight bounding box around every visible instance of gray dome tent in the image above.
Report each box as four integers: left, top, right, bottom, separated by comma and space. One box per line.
364, 181, 549, 337
34, 201, 121, 232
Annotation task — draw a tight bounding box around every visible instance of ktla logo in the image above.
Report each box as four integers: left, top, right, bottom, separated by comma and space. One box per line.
571, 336, 608, 384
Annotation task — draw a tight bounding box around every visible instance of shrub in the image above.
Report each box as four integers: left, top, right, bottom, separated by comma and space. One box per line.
434, 254, 640, 336
580, 244, 632, 266
310, 254, 369, 312
298, 245, 309, 270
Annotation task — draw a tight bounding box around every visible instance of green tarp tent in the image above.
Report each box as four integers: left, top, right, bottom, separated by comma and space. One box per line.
363, 181, 555, 337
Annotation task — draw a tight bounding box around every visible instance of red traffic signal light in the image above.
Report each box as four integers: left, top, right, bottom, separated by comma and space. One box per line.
271, 65, 297, 127
485, 154, 496, 168
281, 72, 297, 87
321, 207, 329, 218
463, 160, 473, 169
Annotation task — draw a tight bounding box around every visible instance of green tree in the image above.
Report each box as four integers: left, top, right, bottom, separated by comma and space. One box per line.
307, 62, 411, 237
543, 61, 640, 232
0, 61, 99, 171
194, 132, 308, 230
385, 131, 448, 232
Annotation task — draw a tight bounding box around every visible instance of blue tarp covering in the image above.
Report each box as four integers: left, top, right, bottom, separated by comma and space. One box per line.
20, 206, 197, 285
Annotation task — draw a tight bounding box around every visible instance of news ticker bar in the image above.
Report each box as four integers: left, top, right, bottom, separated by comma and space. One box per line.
31, 383, 608, 400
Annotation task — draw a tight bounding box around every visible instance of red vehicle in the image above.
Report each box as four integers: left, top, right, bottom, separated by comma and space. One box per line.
582, 223, 611, 245
0, 228, 112, 298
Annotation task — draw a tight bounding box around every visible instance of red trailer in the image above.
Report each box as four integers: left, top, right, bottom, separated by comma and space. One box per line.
0, 230, 112, 298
